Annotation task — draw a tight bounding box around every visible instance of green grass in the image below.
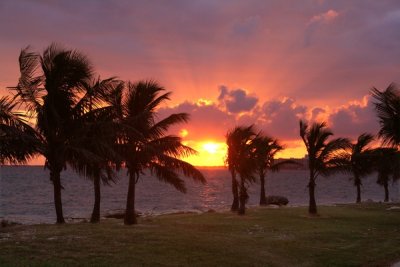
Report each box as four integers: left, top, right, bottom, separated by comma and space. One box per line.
1, 204, 400, 267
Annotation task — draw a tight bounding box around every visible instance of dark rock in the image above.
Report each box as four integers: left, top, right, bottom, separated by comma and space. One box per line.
266, 196, 289, 206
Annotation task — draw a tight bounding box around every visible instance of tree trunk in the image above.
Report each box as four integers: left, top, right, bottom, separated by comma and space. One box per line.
384, 181, 389, 202
231, 170, 239, 211
355, 174, 361, 203
356, 183, 361, 203
124, 172, 137, 225
90, 176, 101, 223
259, 172, 267, 205
238, 177, 246, 215
50, 169, 65, 224
308, 173, 317, 215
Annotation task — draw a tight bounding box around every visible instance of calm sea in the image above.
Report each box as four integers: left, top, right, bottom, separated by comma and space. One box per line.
1, 166, 399, 224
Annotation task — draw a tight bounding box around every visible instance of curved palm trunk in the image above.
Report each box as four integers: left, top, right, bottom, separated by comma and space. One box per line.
384, 180, 389, 202
90, 176, 101, 223
50, 169, 65, 224
259, 171, 267, 205
230, 170, 239, 211
238, 177, 246, 215
125, 172, 137, 225
308, 168, 317, 215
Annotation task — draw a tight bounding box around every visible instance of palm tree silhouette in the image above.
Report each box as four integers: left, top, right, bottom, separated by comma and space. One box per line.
225, 125, 257, 215
371, 84, 400, 148
69, 77, 124, 223
372, 147, 400, 202
111, 81, 206, 225
252, 135, 298, 205
341, 133, 375, 203
299, 120, 350, 215
0, 96, 38, 164
12, 44, 94, 223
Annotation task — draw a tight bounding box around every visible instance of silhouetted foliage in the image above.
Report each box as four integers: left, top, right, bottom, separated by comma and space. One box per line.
299, 120, 350, 215
371, 84, 400, 148
0, 96, 39, 164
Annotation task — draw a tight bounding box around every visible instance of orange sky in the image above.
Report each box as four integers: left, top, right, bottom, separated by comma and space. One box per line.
2, 1, 400, 166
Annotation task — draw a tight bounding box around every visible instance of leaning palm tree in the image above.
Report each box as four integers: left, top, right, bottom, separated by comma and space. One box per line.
252, 135, 298, 205
225, 125, 257, 212
371, 84, 400, 148
11, 44, 96, 223
113, 81, 206, 225
299, 120, 350, 215
0, 96, 38, 164
342, 133, 375, 203
372, 147, 400, 202
225, 125, 257, 215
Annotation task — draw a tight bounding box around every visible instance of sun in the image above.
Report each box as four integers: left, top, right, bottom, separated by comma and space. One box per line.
202, 142, 219, 154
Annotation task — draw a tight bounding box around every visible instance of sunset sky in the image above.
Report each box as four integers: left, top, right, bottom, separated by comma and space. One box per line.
1, 0, 400, 166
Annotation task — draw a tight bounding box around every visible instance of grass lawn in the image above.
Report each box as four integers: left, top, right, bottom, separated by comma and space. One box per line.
1, 203, 399, 267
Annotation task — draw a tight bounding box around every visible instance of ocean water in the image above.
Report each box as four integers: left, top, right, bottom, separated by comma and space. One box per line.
0, 166, 399, 224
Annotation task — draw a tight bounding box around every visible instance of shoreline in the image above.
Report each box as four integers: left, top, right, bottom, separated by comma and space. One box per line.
2, 201, 399, 227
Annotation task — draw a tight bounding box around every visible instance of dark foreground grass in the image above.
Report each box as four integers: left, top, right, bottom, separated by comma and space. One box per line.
1, 204, 400, 267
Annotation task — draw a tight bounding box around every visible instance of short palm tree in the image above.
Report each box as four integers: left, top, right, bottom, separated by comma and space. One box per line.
113, 81, 206, 225
12, 44, 95, 223
343, 133, 375, 203
0, 96, 38, 164
371, 84, 400, 148
225, 125, 257, 214
372, 147, 400, 202
299, 120, 350, 215
252, 135, 298, 205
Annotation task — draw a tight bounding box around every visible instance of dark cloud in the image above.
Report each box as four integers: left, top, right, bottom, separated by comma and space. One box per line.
258, 98, 308, 140
328, 96, 379, 138
217, 85, 258, 113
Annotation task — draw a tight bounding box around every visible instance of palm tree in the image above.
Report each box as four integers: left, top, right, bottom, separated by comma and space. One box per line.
11, 44, 95, 223
225, 125, 257, 214
0, 96, 38, 164
299, 120, 350, 215
342, 133, 375, 203
371, 84, 400, 148
372, 147, 400, 202
69, 77, 124, 223
252, 135, 298, 205
112, 81, 206, 225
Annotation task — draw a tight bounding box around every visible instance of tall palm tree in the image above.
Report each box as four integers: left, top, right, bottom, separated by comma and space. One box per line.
252, 135, 298, 205
112, 81, 206, 225
372, 147, 400, 202
342, 133, 375, 203
225, 125, 257, 215
0, 96, 38, 164
11, 44, 95, 223
299, 120, 350, 215
69, 77, 124, 223
371, 84, 400, 148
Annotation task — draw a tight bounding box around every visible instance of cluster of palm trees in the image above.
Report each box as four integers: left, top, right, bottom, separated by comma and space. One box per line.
0, 43, 206, 225
225, 84, 400, 216
225, 126, 296, 215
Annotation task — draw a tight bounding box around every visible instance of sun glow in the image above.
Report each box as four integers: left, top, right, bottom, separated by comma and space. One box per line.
181, 141, 227, 166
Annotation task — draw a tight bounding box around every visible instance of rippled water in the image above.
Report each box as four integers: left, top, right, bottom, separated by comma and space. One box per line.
1, 166, 399, 224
